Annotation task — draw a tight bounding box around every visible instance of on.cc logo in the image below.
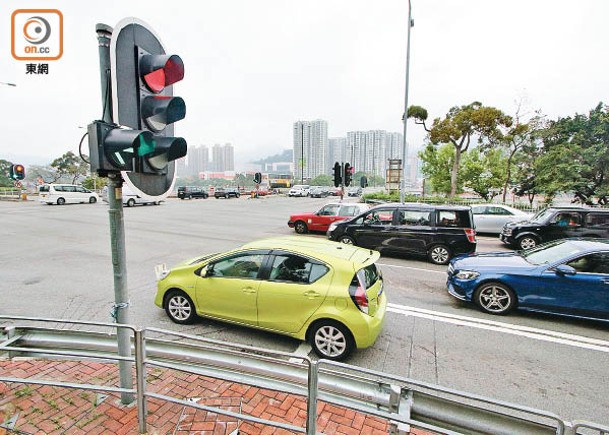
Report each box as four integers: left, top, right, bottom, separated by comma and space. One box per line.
23, 16, 52, 45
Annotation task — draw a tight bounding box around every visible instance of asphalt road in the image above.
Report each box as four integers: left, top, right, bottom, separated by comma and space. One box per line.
1, 195, 608, 425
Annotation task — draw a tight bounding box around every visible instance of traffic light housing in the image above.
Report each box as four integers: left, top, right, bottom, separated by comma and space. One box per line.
344, 163, 353, 187
10, 164, 25, 180
254, 172, 262, 184
333, 162, 342, 187
89, 17, 188, 199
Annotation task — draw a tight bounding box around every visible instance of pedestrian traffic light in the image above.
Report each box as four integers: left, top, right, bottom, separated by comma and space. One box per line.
10, 164, 25, 180
344, 163, 353, 187
360, 176, 368, 188
107, 17, 187, 199
254, 172, 262, 184
333, 162, 342, 187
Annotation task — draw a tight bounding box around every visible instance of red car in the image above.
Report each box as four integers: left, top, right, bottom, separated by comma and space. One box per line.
288, 202, 370, 234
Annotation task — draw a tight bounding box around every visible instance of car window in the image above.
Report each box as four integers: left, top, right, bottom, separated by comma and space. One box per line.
39, 185, 49, 193
76, 187, 86, 193
398, 209, 431, 226
586, 213, 609, 228
566, 253, 609, 274
64, 186, 76, 192
340, 205, 361, 216
364, 209, 394, 225
553, 212, 581, 226
269, 254, 328, 284
209, 253, 265, 279
319, 204, 340, 216
472, 206, 486, 214
437, 211, 461, 227
489, 206, 511, 215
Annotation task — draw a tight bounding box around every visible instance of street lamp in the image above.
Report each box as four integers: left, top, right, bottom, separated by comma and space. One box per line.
400, 1, 414, 204
0, 81, 17, 87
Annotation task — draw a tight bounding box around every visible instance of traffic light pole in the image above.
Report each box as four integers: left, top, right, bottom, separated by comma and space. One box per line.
96, 23, 133, 405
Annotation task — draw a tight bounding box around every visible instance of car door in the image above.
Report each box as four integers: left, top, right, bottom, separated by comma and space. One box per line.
388, 208, 433, 255
195, 251, 268, 325
544, 212, 584, 241
472, 206, 489, 232
353, 208, 396, 250
531, 253, 609, 318
308, 204, 341, 231
257, 253, 331, 333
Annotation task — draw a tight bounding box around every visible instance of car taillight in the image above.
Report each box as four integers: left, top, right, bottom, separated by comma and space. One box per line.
349, 277, 369, 315
464, 228, 477, 243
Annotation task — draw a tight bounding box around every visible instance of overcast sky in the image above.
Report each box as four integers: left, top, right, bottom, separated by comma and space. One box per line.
2, 0, 609, 170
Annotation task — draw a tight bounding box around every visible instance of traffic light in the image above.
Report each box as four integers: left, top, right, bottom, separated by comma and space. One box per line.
360, 176, 368, 188
254, 172, 262, 184
10, 164, 25, 180
333, 162, 342, 187
344, 163, 353, 187
90, 17, 188, 199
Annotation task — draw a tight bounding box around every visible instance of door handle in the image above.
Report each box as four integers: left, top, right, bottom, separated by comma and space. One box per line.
242, 287, 257, 294
303, 291, 320, 299
602, 278, 609, 285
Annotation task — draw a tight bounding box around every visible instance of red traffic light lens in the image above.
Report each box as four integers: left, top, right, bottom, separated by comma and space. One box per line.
141, 55, 184, 93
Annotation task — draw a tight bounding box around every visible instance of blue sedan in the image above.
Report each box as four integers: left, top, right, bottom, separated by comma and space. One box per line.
447, 239, 609, 320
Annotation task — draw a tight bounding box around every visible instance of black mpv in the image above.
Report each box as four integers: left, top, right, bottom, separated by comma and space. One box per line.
326, 203, 476, 265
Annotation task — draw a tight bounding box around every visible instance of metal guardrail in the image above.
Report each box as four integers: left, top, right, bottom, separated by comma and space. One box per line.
1, 315, 608, 435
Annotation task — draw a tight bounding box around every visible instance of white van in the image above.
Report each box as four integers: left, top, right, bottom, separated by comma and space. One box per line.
39, 184, 99, 205
101, 186, 160, 207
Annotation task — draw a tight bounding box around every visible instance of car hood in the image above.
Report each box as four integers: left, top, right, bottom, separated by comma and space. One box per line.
451, 251, 537, 271
289, 212, 317, 220
504, 219, 541, 229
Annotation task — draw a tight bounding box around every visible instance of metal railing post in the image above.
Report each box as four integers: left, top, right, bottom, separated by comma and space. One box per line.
134, 329, 148, 434
305, 360, 318, 435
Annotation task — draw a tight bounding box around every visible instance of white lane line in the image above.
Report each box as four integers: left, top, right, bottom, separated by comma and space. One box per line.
387, 303, 609, 354
377, 263, 446, 275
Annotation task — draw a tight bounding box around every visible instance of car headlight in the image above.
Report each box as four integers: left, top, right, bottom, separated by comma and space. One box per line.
328, 222, 338, 232
455, 270, 480, 280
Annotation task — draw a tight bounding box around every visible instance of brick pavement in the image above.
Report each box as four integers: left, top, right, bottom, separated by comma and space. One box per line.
0, 359, 433, 435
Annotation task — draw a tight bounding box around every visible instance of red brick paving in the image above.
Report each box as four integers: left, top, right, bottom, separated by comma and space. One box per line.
0, 359, 434, 435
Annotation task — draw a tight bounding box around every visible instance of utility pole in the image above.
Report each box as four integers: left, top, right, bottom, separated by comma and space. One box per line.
400, 1, 414, 203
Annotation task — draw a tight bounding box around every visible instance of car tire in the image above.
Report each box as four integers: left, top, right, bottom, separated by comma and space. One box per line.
474, 282, 516, 315
236, 193, 240, 198
164, 290, 197, 324
517, 236, 538, 250
338, 235, 355, 245
57, 197, 66, 205
127, 198, 136, 207
309, 320, 354, 361
294, 221, 308, 234
427, 244, 451, 265
188, 194, 193, 200
89, 197, 97, 204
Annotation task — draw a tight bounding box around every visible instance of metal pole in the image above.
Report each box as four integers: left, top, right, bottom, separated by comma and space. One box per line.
400, 1, 413, 204
95, 23, 133, 404
108, 174, 134, 404
301, 124, 305, 184
135, 329, 148, 433
305, 360, 319, 435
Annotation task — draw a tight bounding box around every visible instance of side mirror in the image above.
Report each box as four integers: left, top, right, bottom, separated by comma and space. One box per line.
555, 264, 577, 276
199, 265, 213, 278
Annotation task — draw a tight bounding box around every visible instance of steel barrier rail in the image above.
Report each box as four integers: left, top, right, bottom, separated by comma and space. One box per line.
1, 316, 609, 434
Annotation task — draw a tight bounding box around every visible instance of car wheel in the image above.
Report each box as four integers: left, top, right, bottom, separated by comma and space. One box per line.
188, 194, 193, 200
57, 197, 66, 205
89, 197, 97, 204
236, 193, 240, 198
294, 221, 308, 234
474, 282, 516, 315
338, 235, 355, 245
127, 198, 136, 207
517, 236, 538, 250
309, 320, 354, 361
428, 244, 451, 265
164, 290, 197, 324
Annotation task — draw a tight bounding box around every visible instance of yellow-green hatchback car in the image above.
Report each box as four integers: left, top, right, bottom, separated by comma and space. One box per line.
154, 236, 387, 360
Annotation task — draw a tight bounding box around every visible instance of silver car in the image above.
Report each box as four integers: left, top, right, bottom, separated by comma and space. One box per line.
471, 204, 531, 234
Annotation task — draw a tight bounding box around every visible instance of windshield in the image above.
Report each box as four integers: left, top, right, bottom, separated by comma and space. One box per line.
529, 208, 555, 223
522, 240, 586, 265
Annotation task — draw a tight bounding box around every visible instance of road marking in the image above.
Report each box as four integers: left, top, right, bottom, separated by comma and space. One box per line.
387, 303, 609, 353
377, 263, 446, 275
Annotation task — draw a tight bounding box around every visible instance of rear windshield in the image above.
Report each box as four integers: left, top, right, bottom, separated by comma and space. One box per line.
39, 185, 50, 193
436, 210, 473, 228
356, 264, 381, 289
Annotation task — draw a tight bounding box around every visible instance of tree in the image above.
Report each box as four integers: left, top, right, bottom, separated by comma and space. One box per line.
50, 151, 89, 184
418, 143, 458, 196
0, 159, 14, 187
310, 174, 332, 186
460, 147, 506, 201
409, 102, 512, 198
535, 103, 609, 205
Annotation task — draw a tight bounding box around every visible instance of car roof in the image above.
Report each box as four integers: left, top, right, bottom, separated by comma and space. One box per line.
242, 236, 379, 264
547, 206, 609, 212
552, 238, 609, 251
369, 203, 471, 211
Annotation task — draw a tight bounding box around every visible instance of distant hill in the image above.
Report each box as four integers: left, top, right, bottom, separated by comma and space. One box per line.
252, 149, 292, 165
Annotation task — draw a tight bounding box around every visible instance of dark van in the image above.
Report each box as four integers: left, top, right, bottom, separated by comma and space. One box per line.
501, 206, 609, 250
177, 186, 209, 200
327, 203, 476, 264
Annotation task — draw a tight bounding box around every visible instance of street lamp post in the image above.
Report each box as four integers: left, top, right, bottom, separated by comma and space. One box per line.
0, 82, 17, 87
400, 1, 413, 204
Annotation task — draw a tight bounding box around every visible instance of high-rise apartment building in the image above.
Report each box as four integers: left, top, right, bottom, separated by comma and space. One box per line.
328, 137, 347, 168
293, 119, 328, 182
346, 130, 404, 180
188, 145, 210, 176
210, 143, 235, 172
